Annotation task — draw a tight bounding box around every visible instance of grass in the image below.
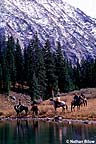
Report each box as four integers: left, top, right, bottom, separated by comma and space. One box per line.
0, 88, 96, 120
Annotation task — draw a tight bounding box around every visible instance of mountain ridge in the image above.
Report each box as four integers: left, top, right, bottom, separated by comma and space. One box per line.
0, 0, 96, 63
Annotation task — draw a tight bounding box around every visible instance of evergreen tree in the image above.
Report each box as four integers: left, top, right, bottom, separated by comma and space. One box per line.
43, 39, 58, 98
0, 64, 2, 93
55, 42, 75, 92
33, 33, 47, 100
92, 58, 96, 87
26, 39, 35, 93
29, 72, 39, 101
55, 41, 65, 92
80, 59, 94, 88
67, 61, 76, 90
23, 46, 28, 82
6, 36, 16, 88
15, 39, 24, 89
2, 57, 10, 95
4, 68, 10, 96
73, 61, 81, 89
64, 60, 75, 91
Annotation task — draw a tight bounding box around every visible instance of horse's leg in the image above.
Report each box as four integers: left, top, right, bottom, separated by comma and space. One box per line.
77, 105, 80, 110
25, 108, 28, 116
66, 104, 68, 111
73, 105, 75, 111
71, 104, 73, 111
17, 112, 20, 118
35, 110, 39, 117
71, 104, 75, 112
85, 100, 87, 106
54, 106, 57, 111
62, 106, 65, 112
25, 110, 27, 116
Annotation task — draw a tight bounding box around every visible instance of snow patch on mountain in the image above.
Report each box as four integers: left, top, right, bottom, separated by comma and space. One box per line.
0, 0, 96, 63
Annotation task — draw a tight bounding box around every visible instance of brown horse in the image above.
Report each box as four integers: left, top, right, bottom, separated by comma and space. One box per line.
50, 98, 68, 112
71, 97, 87, 111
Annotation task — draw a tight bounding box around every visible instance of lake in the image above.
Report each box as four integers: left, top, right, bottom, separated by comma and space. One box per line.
0, 119, 96, 144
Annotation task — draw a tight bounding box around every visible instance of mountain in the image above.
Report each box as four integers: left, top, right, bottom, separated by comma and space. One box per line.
0, 0, 96, 63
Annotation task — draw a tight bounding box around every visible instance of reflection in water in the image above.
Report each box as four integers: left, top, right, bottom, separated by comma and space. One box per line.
15, 119, 39, 144
16, 119, 29, 142
0, 120, 96, 144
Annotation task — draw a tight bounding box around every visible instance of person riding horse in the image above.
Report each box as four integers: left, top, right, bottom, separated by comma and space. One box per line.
80, 93, 87, 106
16, 99, 22, 111
71, 93, 87, 111
14, 99, 28, 116
31, 101, 39, 116
56, 96, 61, 104
73, 93, 84, 102
50, 96, 68, 112
73, 93, 79, 102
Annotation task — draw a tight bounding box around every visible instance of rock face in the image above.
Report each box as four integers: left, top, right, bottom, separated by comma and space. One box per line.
0, 0, 96, 63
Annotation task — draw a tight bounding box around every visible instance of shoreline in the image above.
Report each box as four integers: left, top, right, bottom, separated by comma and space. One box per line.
0, 115, 96, 125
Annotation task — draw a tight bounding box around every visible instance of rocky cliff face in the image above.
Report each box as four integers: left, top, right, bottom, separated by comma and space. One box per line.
0, 0, 96, 63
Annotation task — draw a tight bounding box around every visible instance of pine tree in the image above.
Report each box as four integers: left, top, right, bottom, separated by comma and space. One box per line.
73, 60, 81, 89
29, 72, 39, 101
80, 59, 94, 88
2, 57, 10, 95
6, 36, 16, 88
92, 58, 96, 87
33, 33, 47, 100
15, 39, 24, 89
64, 60, 75, 91
55, 42, 75, 92
23, 46, 28, 82
43, 39, 58, 98
4, 68, 10, 96
26, 39, 35, 87
0, 64, 2, 93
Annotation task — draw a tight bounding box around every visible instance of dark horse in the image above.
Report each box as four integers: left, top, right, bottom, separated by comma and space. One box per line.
71, 97, 87, 111
50, 98, 68, 112
14, 105, 28, 116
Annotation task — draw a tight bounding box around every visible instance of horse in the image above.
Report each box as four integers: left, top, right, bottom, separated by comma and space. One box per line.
31, 104, 39, 116
71, 97, 87, 111
50, 98, 68, 112
14, 105, 28, 116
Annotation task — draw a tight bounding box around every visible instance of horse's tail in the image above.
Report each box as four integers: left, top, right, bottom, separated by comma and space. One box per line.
84, 98, 87, 106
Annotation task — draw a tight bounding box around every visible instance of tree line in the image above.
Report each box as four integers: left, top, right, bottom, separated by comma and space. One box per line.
0, 33, 96, 100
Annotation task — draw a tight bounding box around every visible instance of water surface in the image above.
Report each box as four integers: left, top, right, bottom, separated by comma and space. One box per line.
0, 119, 96, 144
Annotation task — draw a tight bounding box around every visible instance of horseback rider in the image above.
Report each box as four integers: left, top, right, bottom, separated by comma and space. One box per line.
73, 93, 79, 102
56, 89, 61, 102
80, 93, 86, 103
31, 101, 39, 116
56, 95, 66, 106
56, 95, 61, 105
81, 93, 85, 99
17, 99, 22, 111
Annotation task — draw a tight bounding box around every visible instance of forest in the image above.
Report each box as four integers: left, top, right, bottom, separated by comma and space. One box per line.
0, 33, 96, 101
